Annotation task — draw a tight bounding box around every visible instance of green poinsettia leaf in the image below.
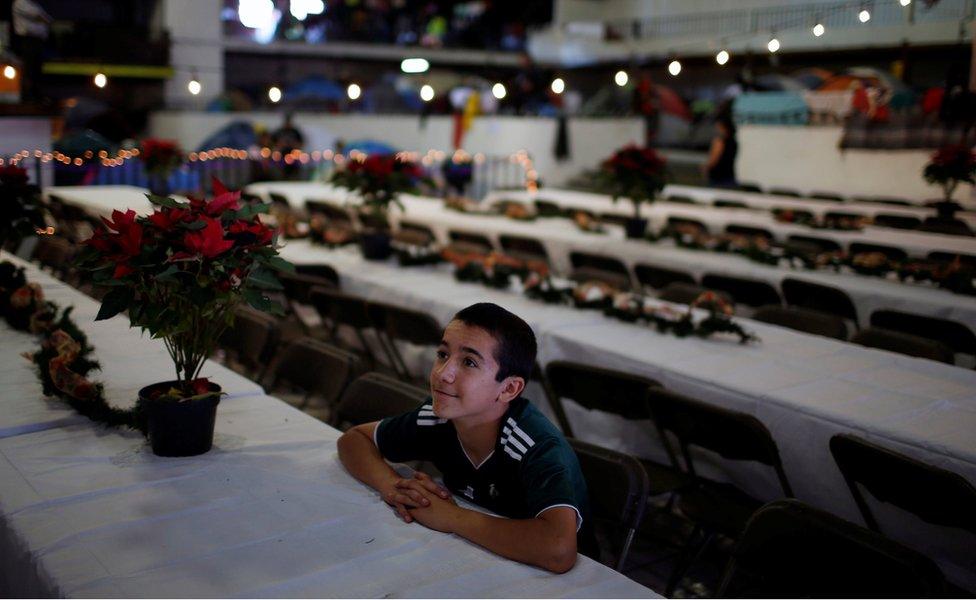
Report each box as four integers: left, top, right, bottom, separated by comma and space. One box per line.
146, 194, 187, 209
95, 288, 133, 321
262, 255, 295, 273
246, 267, 284, 290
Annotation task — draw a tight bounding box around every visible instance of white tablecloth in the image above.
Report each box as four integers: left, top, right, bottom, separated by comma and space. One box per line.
241, 181, 976, 333
0, 254, 656, 598
0, 254, 264, 440
276, 241, 976, 589
44, 185, 157, 217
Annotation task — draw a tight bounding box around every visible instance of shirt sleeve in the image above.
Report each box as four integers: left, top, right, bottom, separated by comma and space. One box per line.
373, 397, 439, 463
520, 438, 585, 531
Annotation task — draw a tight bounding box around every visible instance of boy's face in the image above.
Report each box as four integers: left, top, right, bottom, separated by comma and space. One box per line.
429, 320, 519, 422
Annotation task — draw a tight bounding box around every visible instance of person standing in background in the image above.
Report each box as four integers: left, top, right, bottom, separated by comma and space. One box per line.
11, 0, 51, 103
703, 115, 738, 188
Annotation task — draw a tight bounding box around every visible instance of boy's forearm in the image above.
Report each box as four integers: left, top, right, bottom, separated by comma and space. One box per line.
336, 428, 398, 493
451, 508, 578, 574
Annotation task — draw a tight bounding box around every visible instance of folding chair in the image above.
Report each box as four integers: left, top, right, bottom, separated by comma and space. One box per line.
767, 187, 801, 197
499, 234, 550, 266
849, 242, 908, 262
368, 302, 442, 383
306, 199, 353, 226
397, 220, 436, 245
856, 196, 912, 206
918, 218, 974, 237
781, 278, 859, 328
666, 194, 697, 205
309, 287, 384, 368
870, 310, 976, 365
723, 224, 774, 241
599, 212, 631, 228
534, 198, 564, 217
808, 191, 845, 202
717, 499, 946, 598
664, 216, 708, 236
267, 192, 290, 208
645, 387, 793, 596
736, 182, 762, 193
714, 199, 749, 209
32, 236, 76, 281
543, 361, 687, 499
658, 281, 733, 307
851, 327, 955, 364
333, 372, 429, 429
569, 251, 632, 291
634, 263, 696, 291
448, 230, 494, 254
263, 337, 363, 418
785, 234, 842, 254
569, 438, 650, 573
701, 274, 781, 308
294, 264, 340, 287
873, 214, 922, 230
927, 251, 976, 268
219, 306, 280, 380
752, 305, 848, 340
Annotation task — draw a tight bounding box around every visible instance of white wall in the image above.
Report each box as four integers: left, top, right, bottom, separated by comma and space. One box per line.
0, 117, 53, 187
149, 112, 644, 186
737, 125, 972, 202
161, 0, 223, 109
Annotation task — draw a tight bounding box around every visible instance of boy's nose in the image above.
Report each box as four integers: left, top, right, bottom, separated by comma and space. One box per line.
437, 361, 456, 383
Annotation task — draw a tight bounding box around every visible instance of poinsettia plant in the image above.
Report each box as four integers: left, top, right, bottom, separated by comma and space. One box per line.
0, 165, 46, 248
329, 153, 427, 223
924, 144, 976, 203
595, 145, 669, 219
77, 177, 292, 395
140, 139, 184, 178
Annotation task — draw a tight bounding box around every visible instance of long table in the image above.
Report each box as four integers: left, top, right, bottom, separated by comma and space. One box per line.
241, 181, 976, 334
0, 252, 656, 598
275, 240, 976, 590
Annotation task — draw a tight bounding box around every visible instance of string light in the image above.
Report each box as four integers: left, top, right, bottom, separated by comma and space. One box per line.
767, 36, 781, 53
614, 70, 628, 86
550, 77, 565, 94
716, 50, 730, 65
899, 0, 911, 5
492, 82, 507, 99
2, 65, 15, 79
400, 58, 430, 74
268, 86, 281, 102
668, 60, 681, 76
94, 72, 107, 88
347, 83, 361, 100
188, 72, 202, 95
858, 8, 871, 22
420, 84, 434, 102
813, 22, 825, 36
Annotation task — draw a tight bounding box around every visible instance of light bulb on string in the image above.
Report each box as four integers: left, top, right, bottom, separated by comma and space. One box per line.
268, 86, 281, 103
420, 84, 434, 102
614, 70, 628, 86
716, 50, 730, 65
550, 77, 565, 94
859, 8, 871, 22
347, 83, 361, 100
767, 36, 780, 53
668, 60, 681, 76
492, 82, 507, 99
94, 72, 107, 88
813, 22, 825, 37
188, 72, 201, 95
899, 0, 911, 6
3, 65, 15, 79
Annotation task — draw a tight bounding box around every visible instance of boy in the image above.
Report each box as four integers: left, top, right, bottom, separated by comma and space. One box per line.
337, 303, 589, 574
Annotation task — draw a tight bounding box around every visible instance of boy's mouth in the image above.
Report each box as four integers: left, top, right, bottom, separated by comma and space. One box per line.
433, 389, 459, 399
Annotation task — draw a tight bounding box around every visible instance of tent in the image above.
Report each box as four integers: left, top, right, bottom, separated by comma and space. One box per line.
196, 121, 257, 152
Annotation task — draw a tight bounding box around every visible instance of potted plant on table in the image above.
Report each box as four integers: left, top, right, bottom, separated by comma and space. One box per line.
923, 144, 976, 221
595, 144, 669, 239
140, 139, 184, 197
329, 153, 427, 260
78, 178, 291, 457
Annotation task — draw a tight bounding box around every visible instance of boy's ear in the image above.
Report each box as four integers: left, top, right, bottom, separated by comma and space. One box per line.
497, 376, 526, 404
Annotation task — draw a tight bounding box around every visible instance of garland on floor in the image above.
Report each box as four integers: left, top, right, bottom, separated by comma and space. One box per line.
1, 261, 147, 433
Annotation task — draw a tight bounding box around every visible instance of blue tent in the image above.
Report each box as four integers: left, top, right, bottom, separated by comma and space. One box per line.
343, 140, 398, 155
196, 121, 257, 151
284, 75, 346, 101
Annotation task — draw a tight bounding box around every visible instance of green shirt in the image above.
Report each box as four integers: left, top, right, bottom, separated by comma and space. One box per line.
375, 396, 590, 533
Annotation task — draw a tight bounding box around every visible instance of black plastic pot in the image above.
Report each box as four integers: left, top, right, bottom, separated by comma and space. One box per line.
624, 218, 649, 239
139, 380, 221, 457
360, 231, 393, 260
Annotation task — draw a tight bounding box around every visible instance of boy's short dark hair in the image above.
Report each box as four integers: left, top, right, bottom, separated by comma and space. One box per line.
452, 303, 537, 382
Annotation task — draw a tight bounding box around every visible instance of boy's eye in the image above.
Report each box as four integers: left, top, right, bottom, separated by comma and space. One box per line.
464, 358, 478, 368
436, 350, 448, 360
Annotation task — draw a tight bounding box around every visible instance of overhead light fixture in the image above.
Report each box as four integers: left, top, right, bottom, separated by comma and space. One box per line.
2, 65, 15, 79
239, 0, 274, 28
716, 50, 730, 65
614, 70, 628, 86
767, 36, 780, 53
859, 8, 871, 22
401, 58, 430, 74
290, 0, 324, 20
813, 22, 825, 37
347, 83, 362, 100
550, 77, 565, 94
420, 84, 434, 102
268, 85, 281, 103
492, 82, 507, 99
899, 0, 911, 6
188, 70, 201, 95
668, 60, 681, 76
94, 72, 107, 88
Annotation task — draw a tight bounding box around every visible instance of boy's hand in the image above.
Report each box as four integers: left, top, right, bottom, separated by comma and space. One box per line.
383, 472, 452, 523
396, 478, 462, 534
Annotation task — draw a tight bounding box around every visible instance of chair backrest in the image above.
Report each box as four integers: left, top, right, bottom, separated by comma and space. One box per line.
666, 194, 697, 204
544, 361, 660, 437
918, 218, 974, 237
569, 438, 650, 572
658, 281, 733, 307
851, 327, 955, 364
781, 277, 859, 326
294, 264, 340, 287
870, 310, 976, 357
785, 234, 842, 254
534, 198, 563, 217
646, 387, 793, 496
701, 274, 781, 308
927, 251, 976, 268
752, 305, 848, 340
768, 187, 801, 197
397, 220, 435, 245
358, 211, 390, 231
737, 182, 762, 193
829, 433, 976, 535
598, 212, 630, 228
498, 234, 550, 265
33, 236, 76, 276
634, 263, 696, 291
714, 198, 749, 209
873, 213, 922, 230
265, 337, 363, 408
267, 192, 290, 207
448, 229, 494, 252
665, 216, 708, 235
569, 252, 632, 291
223, 306, 279, 373
724, 224, 773, 241
374, 302, 442, 346
279, 270, 335, 304
334, 372, 429, 428
306, 199, 352, 225
856, 196, 912, 206
808, 191, 845, 202
309, 286, 373, 328
849, 242, 908, 262
717, 499, 946, 598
